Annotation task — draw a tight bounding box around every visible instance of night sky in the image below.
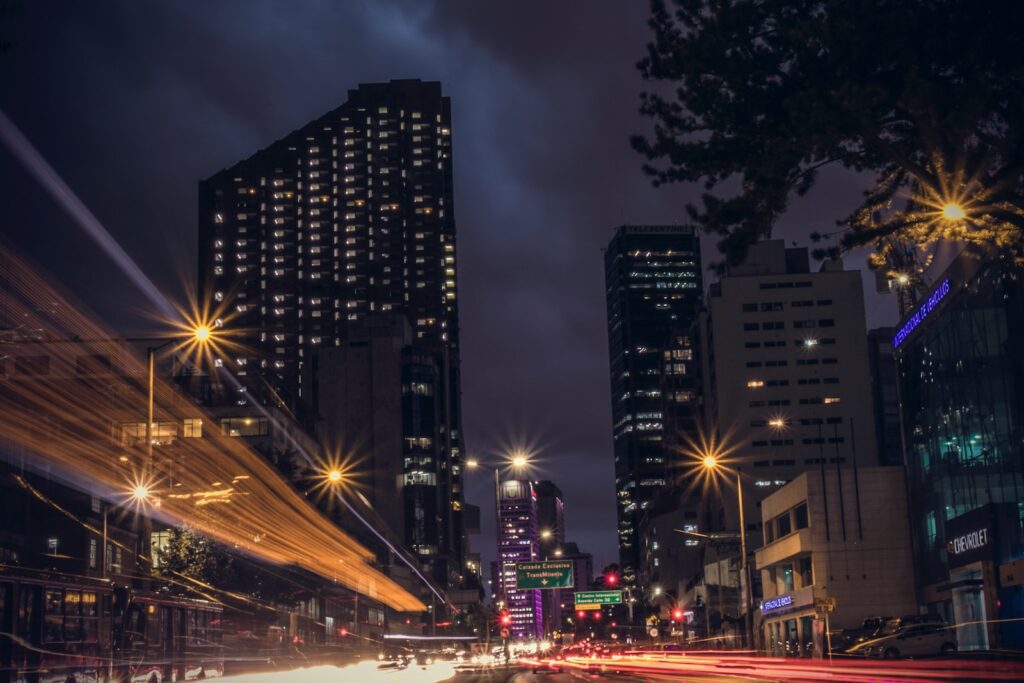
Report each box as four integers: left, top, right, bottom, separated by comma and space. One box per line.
0, 2, 897, 574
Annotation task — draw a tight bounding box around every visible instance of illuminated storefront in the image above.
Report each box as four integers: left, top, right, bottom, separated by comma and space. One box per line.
895, 248, 1024, 649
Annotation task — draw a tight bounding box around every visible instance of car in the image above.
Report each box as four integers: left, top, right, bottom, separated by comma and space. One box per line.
853, 621, 957, 659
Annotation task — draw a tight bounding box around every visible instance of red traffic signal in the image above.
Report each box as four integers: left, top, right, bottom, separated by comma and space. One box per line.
605, 572, 619, 586
499, 611, 512, 627
576, 610, 586, 619
671, 608, 684, 622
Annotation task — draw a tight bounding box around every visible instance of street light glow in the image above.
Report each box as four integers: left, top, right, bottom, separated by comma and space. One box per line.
540, 529, 552, 539
327, 469, 344, 483
942, 202, 966, 221
194, 325, 211, 342
511, 454, 529, 469
702, 455, 717, 470
466, 458, 479, 469
131, 484, 150, 502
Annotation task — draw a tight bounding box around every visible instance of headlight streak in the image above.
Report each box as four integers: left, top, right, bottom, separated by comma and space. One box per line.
0, 250, 425, 612
219, 661, 458, 683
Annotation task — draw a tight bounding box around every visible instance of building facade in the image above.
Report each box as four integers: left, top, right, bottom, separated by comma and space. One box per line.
604, 225, 703, 585
699, 241, 879, 512
894, 248, 1024, 650
198, 79, 466, 586
755, 468, 917, 657
866, 327, 904, 466
496, 479, 543, 639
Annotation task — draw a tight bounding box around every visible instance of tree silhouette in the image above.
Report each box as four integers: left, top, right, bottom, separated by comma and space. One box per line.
634, 0, 1024, 273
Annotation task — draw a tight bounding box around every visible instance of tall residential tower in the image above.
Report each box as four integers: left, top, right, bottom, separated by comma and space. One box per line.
198, 80, 466, 586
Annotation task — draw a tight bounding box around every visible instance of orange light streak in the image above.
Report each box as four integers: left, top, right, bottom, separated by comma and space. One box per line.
0, 248, 425, 612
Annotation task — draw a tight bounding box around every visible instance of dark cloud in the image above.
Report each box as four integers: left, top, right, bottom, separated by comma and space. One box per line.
0, 1, 897, 577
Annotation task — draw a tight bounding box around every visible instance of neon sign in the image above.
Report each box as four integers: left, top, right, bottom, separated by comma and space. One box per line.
893, 279, 951, 349
760, 594, 794, 614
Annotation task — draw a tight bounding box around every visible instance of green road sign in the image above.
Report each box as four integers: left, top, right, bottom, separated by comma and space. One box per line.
574, 590, 623, 605
515, 560, 574, 589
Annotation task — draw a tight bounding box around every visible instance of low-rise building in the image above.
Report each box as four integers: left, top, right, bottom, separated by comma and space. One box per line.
755, 467, 916, 657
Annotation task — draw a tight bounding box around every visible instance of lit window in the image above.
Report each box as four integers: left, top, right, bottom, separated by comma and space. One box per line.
747, 380, 765, 388
823, 397, 841, 404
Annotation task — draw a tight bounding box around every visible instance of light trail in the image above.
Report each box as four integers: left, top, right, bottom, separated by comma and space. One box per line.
0, 248, 425, 612
0, 108, 176, 321
0, 110, 447, 609
220, 661, 458, 683
537, 652, 1024, 682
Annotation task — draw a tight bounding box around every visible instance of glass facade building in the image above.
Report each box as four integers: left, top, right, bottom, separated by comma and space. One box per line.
604, 225, 703, 585
895, 248, 1024, 649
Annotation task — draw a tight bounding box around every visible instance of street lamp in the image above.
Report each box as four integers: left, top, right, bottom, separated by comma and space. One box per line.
941, 202, 966, 221
701, 456, 753, 649
145, 324, 214, 470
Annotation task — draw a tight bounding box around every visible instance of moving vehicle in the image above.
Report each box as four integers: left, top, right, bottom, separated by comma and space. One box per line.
0, 567, 224, 682
848, 616, 957, 659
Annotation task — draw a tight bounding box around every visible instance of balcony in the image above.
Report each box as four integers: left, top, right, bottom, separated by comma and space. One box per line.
755, 527, 812, 569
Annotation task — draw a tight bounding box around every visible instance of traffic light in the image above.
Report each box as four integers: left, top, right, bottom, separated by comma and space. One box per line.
576, 610, 586, 619
671, 608, 684, 622
605, 571, 619, 586
499, 611, 512, 627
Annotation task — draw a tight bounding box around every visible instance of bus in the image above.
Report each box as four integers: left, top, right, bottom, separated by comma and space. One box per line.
0, 567, 223, 683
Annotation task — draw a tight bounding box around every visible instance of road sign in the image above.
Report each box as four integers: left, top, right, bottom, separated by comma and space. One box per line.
648, 628, 659, 638
814, 597, 836, 613
574, 590, 623, 605
575, 603, 601, 611
515, 560, 574, 589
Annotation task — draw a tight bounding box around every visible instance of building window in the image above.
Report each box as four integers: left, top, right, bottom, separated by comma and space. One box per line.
776, 513, 792, 538
183, 418, 203, 438
798, 557, 813, 586
779, 563, 795, 592
47, 538, 59, 555
88, 539, 97, 569
794, 503, 808, 529
221, 417, 269, 437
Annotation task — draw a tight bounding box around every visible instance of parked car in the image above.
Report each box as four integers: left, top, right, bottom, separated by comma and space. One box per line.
851, 620, 957, 659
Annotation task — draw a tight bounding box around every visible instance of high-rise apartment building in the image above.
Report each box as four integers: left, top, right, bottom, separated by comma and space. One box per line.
699, 241, 878, 513
604, 225, 703, 584
496, 479, 543, 639
198, 80, 466, 585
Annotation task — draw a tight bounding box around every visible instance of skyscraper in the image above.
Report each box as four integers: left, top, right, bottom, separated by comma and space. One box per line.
198, 79, 466, 585
496, 479, 543, 639
604, 225, 703, 585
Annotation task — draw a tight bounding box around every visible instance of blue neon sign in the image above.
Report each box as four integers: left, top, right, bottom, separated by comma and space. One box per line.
760, 594, 794, 614
893, 279, 951, 349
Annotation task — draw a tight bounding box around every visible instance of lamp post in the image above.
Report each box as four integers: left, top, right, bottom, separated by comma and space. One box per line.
701, 456, 753, 650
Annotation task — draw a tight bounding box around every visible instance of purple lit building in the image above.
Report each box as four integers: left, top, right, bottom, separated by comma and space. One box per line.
496, 480, 543, 639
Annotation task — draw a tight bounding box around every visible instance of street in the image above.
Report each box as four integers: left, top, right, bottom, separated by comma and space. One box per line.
214, 655, 1024, 683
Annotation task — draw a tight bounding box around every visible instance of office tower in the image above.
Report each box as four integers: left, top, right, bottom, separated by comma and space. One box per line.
535, 481, 565, 558
198, 80, 466, 584
866, 327, 904, 466
698, 241, 878, 512
894, 247, 1024, 650
604, 225, 703, 585
534, 481, 566, 636
496, 479, 543, 639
